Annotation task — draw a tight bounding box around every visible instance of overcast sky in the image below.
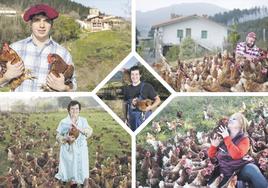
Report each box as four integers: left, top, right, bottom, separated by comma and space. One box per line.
71, 0, 131, 18
136, 0, 268, 12
122, 56, 139, 69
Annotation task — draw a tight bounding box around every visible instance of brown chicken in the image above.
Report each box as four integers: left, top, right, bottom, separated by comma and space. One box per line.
241, 78, 268, 92
0, 43, 35, 90
42, 53, 74, 91
189, 168, 210, 186
67, 124, 79, 145
135, 99, 153, 112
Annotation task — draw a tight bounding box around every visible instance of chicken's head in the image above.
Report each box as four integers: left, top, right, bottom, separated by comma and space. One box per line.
0, 42, 16, 62
47, 54, 56, 64
2, 43, 10, 52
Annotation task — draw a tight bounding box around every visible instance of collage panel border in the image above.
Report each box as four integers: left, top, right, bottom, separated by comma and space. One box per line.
2, 0, 268, 187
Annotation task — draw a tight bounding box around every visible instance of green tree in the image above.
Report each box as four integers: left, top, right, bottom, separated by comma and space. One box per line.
228, 24, 240, 51
166, 45, 180, 62
52, 15, 81, 43
179, 37, 196, 60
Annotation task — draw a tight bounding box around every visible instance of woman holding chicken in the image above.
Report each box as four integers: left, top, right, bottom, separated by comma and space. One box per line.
55, 100, 92, 187
208, 112, 267, 188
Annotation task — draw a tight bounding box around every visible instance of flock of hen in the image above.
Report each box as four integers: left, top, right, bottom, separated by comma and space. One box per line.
137, 104, 268, 188
0, 112, 131, 188
153, 50, 268, 92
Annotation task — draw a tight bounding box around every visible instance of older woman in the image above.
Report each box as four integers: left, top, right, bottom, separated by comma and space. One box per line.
208, 112, 268, 188
55, 100, 92, 187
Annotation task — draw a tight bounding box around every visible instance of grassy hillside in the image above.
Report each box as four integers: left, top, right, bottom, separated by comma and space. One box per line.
60, 29, 131, 91
0, 109, 131, 175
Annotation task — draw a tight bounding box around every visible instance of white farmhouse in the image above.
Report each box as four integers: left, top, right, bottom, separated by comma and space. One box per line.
75, 7, 126, 32
0, 7, 17, 17
152, 15, 229, 54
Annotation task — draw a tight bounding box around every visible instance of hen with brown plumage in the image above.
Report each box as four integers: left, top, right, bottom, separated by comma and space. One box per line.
67, 124, 80, 145
0, 43, 35, 91
42, 53, 74, 91
135, 99, 153, 112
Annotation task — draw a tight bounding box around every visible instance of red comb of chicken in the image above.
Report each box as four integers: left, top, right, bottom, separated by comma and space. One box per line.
2, 42, 10, 52
47, 54, 55, 64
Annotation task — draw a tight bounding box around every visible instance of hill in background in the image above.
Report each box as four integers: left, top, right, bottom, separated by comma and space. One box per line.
136, 3, 227, 37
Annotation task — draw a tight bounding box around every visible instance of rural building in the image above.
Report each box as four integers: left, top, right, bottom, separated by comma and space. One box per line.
152, 15, 229, 55
0, 7, 17, 17
76, 8, 125, 32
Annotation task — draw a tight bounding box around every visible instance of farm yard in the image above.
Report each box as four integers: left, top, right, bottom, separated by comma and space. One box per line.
137, 96, 268, 187
152, 50, 268, 92
0, 108, 131, 187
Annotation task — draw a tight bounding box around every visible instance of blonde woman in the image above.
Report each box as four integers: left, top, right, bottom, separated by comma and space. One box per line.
208, 112, 267, 188
55, 100, 92, 187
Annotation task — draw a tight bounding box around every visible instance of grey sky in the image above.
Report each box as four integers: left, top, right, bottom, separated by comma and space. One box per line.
123, 56, 139, 69
71, 0, 131, 18
136, 0, 268, 12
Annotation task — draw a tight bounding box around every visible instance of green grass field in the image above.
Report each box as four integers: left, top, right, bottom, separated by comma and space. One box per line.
0, 108, 131, 175
63, 30, 131, 91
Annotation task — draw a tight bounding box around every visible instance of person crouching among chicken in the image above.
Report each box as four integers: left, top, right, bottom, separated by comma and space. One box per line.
0, 4, 76, 91
235, 32, 268, 62
123, 65, 161, 131
208, 112, 268, 188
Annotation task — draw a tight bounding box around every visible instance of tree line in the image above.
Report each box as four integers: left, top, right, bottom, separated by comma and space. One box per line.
210, 6, 268, 25
0, 0, 89, 18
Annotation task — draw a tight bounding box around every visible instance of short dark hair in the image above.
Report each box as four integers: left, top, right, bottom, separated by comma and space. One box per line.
30, 12, 53, 24
129, 65, 142, 75
67, 100, 81, 111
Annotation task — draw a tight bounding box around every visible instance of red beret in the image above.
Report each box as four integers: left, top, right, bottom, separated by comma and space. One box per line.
23, 4, 59, 22
247, 32, 256, 39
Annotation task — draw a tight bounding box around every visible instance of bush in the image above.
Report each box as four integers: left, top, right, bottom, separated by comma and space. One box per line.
51, 15, 81, 43
166, 45, 180, 62
179, 37, 196, 60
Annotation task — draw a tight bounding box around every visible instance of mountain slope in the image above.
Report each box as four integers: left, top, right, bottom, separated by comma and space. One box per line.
137, 3, 227, 37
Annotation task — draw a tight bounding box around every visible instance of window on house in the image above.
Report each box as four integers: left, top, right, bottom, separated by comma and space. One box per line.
201, 30, 208, 39
186, 28, 191, 37
177, 29, 183, 39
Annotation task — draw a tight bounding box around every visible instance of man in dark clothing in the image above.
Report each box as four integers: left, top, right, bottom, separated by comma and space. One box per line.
123, 65, 161, 131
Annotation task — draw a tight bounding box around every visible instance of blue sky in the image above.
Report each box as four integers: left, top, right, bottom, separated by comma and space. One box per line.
136, 0, 268, 12
71, 0, 131, 18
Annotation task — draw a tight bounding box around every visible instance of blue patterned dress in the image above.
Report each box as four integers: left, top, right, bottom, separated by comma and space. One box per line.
55, 116, 92, 184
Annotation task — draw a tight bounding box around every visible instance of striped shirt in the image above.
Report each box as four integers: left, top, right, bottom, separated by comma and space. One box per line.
10, 36, 77, 92
235, 41, 261, 58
